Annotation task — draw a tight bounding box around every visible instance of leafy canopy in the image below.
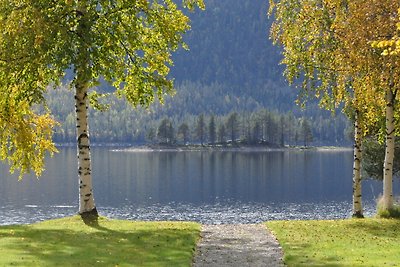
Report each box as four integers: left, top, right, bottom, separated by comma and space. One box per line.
269, 0, 399, 137
371, 8, 400, 56
0, 0, 204, 177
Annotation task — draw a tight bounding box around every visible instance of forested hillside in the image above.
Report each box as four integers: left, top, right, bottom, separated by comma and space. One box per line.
53, 0, 351, 146
172, 0, 282, 86
171, 0, 296, 112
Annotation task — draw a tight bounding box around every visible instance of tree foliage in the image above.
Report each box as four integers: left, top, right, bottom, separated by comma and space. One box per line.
0, 0, 204, 178
371, 8, 400, 56
0, 99, 57, 178
270, 0, 400, 125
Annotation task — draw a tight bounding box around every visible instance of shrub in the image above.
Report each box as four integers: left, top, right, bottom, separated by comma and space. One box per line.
376, 196, 400, 218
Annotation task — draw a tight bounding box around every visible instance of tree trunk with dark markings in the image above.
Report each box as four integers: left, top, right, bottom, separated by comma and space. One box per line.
352, 111, 363, 218
75, 0, 97, 217
382, 88, 395, 211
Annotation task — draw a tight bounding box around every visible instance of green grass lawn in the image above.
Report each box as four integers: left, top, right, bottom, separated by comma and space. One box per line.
266, 218, 400, 267
0, 216, 200, 266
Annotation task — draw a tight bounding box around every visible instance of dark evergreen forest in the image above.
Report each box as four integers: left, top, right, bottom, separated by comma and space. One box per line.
51, 0, 352, 146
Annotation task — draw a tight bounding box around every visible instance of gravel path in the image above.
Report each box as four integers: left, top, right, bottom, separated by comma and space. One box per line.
192, 224, 284, 267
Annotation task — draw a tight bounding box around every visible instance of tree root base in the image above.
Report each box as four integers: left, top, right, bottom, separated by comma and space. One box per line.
80, 207, 99, 225
352, 211, 364, 218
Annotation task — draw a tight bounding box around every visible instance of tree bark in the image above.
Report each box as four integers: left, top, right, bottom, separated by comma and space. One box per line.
75, 83, 97, 215
382, 88, 395, 211
352, 112, 363, 218
75, 0, 97, 216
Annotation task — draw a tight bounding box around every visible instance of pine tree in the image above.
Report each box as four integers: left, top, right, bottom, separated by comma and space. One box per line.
208, 115, 217, 145
178, 122, 191, 144
226, 112, 240, 143
301, 118, 313, 147
218, 124, 227, 144
195, 114, 207, 145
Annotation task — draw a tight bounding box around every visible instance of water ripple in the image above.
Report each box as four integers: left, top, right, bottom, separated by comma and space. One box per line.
0, 200, 379, 225
101, 200, 378, 225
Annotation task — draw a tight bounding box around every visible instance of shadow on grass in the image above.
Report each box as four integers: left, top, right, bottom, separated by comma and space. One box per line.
270, 219, 400, 267
0, 217, 199, 266
280, 242, 345, 267
285, 254, 344, 267
80, 210, 110, 232
347, 218, 400, 239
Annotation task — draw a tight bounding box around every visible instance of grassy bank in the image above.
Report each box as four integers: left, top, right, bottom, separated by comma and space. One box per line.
266, 218, 400, 266
0, 216, 200, 266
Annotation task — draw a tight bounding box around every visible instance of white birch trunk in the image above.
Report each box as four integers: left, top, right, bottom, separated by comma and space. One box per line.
75, 0, 97, 216
75, 83, 96, 215
352, 112, 363, 218
382, 88, 394, 211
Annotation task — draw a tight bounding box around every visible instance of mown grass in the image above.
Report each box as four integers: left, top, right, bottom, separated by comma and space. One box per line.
266, 218, 400, 266
0, 216, 200, 266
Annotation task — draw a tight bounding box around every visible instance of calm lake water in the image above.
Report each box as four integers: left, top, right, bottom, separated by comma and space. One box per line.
0, 147, 396, 225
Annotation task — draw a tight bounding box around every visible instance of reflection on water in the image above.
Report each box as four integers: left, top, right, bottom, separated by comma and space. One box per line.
0, 147, 394, 225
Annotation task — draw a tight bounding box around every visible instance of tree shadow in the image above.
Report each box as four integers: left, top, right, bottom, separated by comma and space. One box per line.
347, 218, 400, 239
275, 219, 400, 266
80, 208, 105, 230
0, 217, 199, 266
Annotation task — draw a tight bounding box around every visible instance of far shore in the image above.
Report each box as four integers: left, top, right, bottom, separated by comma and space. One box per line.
115, 144, 353, 152
55, 142, 353, 152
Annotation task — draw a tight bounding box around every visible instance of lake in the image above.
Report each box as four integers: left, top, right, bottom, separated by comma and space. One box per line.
0, 147, 395, 225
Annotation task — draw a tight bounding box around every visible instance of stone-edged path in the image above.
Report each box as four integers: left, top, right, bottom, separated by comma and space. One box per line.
192, 224, 284, 267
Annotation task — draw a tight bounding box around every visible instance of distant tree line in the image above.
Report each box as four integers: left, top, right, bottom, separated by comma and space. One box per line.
149, 111, 318, 147
46, 86, 350, 146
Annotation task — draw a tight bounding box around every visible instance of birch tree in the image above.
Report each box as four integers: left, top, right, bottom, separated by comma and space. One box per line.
269, 0, 364, 217
372, 7, 400, 212
0, 0, 204, 217
343, 1, 400, 212
269, 0, 397, 217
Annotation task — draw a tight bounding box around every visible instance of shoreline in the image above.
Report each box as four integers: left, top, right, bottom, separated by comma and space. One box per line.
115, 144, 353, 152
55, 142, 352, 151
